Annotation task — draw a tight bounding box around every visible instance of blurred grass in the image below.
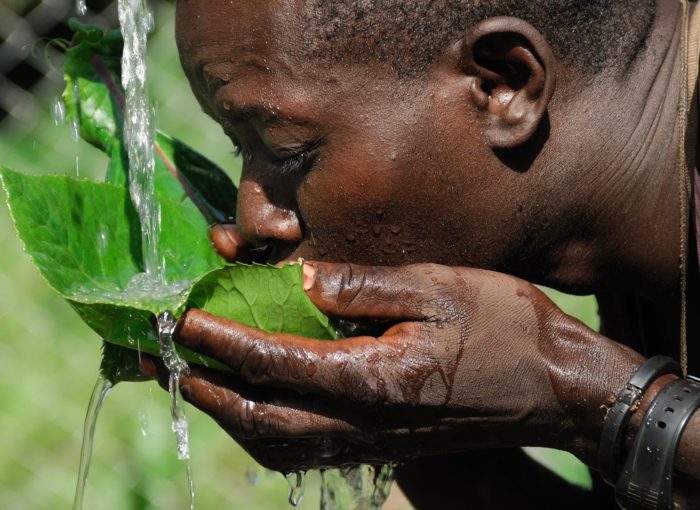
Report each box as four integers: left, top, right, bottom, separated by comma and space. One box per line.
0, 3, 599, 508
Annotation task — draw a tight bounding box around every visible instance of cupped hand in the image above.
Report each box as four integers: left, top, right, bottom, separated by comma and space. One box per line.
141, 259, 644, 471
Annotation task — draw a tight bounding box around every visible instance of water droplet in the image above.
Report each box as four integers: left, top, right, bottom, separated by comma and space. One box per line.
97, 227, 108, 255
138, 411, 149, 436
646, 446, 653, 453
52, 97, 65, 125
245, 466, 260, 486
286, 471, 306, 507
76, 0, 87, 16
390, 225, 402, 235
70, 117, 81, 142
75, 156, 80, 177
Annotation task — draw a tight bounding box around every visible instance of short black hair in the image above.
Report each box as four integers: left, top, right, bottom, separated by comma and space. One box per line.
303, 0, 656, 77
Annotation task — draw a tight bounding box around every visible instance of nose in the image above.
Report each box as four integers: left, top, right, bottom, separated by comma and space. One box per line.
236, 178, 303, 245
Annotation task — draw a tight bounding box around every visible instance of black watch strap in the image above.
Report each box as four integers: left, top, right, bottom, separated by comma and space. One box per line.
598, 356, 682, 485
615, 378, 700, 509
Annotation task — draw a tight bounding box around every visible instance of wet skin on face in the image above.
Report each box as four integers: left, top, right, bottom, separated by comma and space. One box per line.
174, 0, 591, 286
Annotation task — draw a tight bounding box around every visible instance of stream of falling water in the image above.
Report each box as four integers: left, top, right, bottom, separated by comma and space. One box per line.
72, 377, 113, 510
158, 310, 195, 510
118, 0, 159, 280
117, 1, 195, 508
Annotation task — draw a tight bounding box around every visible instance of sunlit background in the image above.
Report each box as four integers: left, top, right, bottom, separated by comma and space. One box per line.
0, 1, 598, 508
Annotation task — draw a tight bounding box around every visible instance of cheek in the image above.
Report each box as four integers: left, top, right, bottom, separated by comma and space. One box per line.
296, 152, 467, 266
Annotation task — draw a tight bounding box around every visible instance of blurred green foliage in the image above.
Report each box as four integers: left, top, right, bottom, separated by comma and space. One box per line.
0, 3, 600, 508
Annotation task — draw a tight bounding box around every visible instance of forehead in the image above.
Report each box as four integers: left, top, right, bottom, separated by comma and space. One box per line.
174, 0, 421, 136
175, 0, 304, 80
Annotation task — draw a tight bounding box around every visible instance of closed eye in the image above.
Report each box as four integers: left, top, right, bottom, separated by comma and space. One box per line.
278, 151, 310, 176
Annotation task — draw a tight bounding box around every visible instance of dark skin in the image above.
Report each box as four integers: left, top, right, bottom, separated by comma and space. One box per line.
140, 0, 700, 507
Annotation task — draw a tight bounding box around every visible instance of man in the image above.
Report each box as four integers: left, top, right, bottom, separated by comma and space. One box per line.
140, 0, 700, 507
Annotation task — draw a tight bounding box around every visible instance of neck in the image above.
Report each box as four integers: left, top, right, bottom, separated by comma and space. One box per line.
550, 0, 686, 302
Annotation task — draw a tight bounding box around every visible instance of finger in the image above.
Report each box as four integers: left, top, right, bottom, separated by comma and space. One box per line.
139, 354, 172, 392
210, 223, 250, 262
176, 309, 427, 404
302, 261, 453, 321
147, 356, 365, 440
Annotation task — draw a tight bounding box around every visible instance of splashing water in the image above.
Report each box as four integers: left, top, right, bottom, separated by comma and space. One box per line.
320, 465, 395, 510
76, 0, 87, 16
285, 471, 306, 507
73, 376, 113, 510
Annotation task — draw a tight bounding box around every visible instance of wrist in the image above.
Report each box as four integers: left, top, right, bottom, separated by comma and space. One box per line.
544, 315, 645, 464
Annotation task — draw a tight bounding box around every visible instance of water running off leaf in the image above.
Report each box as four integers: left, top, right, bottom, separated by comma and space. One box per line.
73, 376, 112, 510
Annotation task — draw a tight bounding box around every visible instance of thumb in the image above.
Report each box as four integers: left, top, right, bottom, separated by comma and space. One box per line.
302, 261, 436, 321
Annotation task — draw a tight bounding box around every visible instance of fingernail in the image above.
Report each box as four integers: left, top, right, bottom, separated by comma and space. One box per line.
139, 357, 157, 378
303, 262, 316, 291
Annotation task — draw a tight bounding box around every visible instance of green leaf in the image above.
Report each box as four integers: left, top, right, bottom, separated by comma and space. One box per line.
189, 264, 338, 340
63, 19, 124, 154
63, 20, 237, 223
3, 22, 335, 384
1, 168, 337, 382
61, 21, 238, 377
0, 168, 221, 313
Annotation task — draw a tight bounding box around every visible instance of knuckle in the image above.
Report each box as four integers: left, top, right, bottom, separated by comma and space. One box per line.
238, 343, 274, 385
335, 263, 367, 313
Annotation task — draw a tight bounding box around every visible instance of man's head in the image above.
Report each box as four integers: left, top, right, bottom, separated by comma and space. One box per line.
174, 0, 662, 291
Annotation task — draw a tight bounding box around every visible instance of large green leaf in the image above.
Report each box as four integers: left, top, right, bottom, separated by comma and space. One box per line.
1, 168, 337, 381
61, 20, 239, 377
0, 168, 220, 312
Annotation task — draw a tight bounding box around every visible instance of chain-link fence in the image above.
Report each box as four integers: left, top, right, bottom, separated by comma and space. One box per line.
0, 0, 118, 132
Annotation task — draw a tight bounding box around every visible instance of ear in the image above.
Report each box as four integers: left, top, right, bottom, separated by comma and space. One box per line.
456, 17, 556, 149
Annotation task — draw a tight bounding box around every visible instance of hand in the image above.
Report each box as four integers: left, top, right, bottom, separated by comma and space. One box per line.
141, 257, 645, 471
